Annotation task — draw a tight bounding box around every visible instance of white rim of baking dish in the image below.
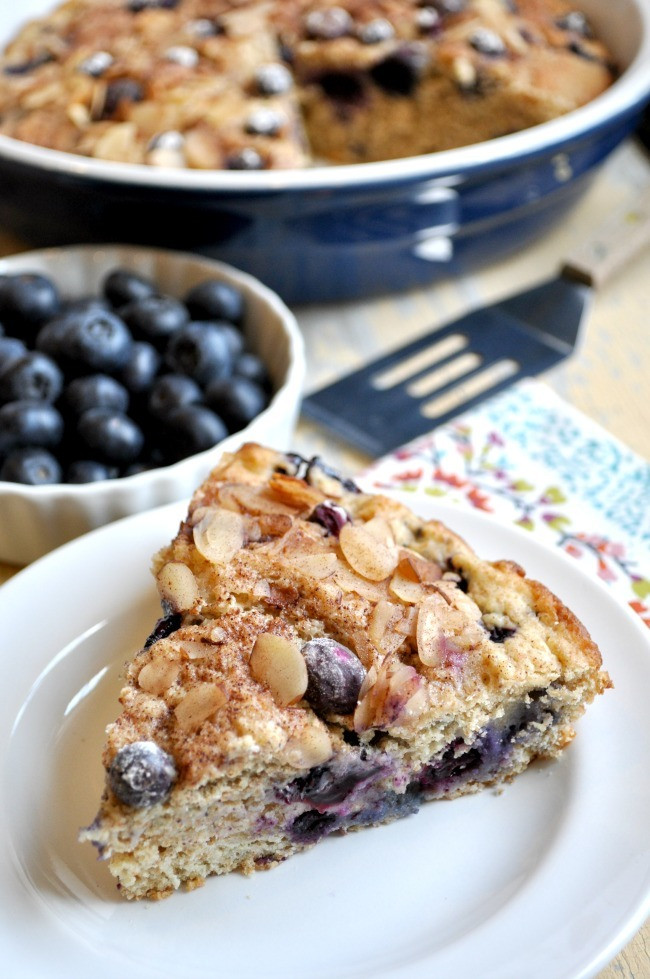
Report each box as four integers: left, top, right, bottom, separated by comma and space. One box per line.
0, 245, 306, 498
0, 0, 648, 191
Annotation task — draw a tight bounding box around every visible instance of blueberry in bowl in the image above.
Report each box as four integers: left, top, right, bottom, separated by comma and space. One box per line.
0, 245, 304, 565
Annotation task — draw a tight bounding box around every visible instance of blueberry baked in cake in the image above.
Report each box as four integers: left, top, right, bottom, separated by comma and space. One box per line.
80, 442, 611, 900
0, 0, 615, 167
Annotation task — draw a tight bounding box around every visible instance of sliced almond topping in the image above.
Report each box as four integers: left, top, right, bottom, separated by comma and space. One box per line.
138, 657, 181, 696
268, 472, 325, 510
176, 639, 214, 660
395, 605, 418, 637
416, 590, 484, 667
362, 516, 395, 546
333, 565, 390, 602
226, 484, 296, 516
174, 682, 228, 732
249, 633, 308, 707
156, 561, 200, 612
389, 559, 426, 604
400, 550, 444, 584
368, 600, 402, 647
288, 551, 338, 579
284, 723, 333, 769
339, 521, 398, 581
254, 512, 293, 538
416, 594, 446, 667
193, 507, 245, 564
354, 655, 427, 733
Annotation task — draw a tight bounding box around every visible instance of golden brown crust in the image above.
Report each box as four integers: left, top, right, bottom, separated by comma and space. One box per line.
0, 0, 615, 166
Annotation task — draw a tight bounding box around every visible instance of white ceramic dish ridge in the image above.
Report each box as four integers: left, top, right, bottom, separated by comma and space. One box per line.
0, 245, 305, 566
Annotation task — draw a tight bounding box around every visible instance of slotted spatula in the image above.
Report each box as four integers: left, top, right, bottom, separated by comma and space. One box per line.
302, 186, 650, 457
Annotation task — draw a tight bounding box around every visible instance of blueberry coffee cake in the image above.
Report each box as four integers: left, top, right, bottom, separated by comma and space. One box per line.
0, 0, 615, 167
80, 442, 611, 900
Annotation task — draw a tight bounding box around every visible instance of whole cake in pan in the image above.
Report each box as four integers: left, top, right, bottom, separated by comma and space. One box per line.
80, 442, 611, 900
0, 0, 615, 168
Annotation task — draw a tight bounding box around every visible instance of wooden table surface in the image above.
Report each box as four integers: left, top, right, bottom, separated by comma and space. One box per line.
1, 137, 648, 978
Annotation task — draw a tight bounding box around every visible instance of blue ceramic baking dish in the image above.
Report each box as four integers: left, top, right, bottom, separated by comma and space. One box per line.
0, 0, 648, 304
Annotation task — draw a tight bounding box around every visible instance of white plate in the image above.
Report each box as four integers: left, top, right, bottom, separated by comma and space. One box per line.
1, 498, 650, 979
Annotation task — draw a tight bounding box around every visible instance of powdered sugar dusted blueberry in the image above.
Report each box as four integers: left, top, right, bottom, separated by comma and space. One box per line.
358, 18, 395, 44
255, 62, 293, 95
555, 11, 593, 37
108, 741, 177, 808
304, 7, 353, 40
301, 637, 366, 716
469, 28, 507, 56
309, 500, 350, 536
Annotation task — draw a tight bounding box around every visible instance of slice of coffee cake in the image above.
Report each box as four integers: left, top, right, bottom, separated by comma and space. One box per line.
80, 442, 610, 900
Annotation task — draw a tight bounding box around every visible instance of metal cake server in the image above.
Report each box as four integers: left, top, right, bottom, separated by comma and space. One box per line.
302, 186, 650, 457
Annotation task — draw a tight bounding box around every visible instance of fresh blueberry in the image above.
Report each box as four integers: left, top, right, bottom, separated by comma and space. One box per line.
77, 408, 144, 463
66, 459, 119, 483
118, 341, 160, 393
233, 351, 270, 389
103, 268, 157, 308
218, 322, 245, 360
120, 294, 189, 346
0, 336, 28, 373
107, 741, 177, 808
161, 404, 228, 460
57, 307, 134, 374
301, 637, 366, 716
0, 400, 63, 456
184, 279, 245, 324
0, 352, 63, 404
205, 376, 267, 432
144, 612, 182, 648
0, 446, 62, 484
147, 373, 202, 418
309, 501, 350, 537
370, 44, 430, 96
123, 460, 155, 476
34, 312, 74, 359
63, 374, 130, 416
165, 321, 233, 385
101, 78, 145, 118
0, 272, 61, 336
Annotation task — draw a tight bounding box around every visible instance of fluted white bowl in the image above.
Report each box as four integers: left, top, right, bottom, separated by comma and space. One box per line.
0, 245, 305, 565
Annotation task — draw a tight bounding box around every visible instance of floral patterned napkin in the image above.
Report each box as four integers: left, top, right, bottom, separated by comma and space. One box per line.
360, 379, 650, 630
